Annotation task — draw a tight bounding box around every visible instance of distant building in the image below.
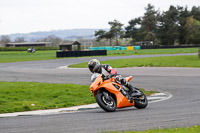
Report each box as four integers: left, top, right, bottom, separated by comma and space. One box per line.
59, 41, 81, 51
5, 42, 52, 47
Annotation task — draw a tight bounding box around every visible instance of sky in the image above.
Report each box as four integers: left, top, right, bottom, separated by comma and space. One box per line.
0, 0, 199, 35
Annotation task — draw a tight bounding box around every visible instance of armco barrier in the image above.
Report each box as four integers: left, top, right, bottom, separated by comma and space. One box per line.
56, 50, 107, 58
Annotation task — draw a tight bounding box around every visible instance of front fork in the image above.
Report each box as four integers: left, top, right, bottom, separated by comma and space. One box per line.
102, 91, 111, 101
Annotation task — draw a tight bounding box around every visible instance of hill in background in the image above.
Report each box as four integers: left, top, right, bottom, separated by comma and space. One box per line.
3, 29, 107, 41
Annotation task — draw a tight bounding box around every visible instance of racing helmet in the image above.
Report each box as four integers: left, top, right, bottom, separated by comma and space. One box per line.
88, 59, 101, 73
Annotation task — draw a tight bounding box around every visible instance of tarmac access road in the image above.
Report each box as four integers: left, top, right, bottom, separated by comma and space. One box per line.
0, 53, 200, 133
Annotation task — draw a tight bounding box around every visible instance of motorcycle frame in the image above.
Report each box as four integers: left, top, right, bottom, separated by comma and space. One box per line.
90, 75, 135, 108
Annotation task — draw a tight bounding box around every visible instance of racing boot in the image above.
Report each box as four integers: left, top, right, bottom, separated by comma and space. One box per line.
120, 78, 142, 101
125, 82, 143, 98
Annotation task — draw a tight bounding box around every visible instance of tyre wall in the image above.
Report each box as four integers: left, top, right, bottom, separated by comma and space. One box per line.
56, 50, 107, 58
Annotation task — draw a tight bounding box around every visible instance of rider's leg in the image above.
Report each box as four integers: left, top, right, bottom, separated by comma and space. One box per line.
121, 79, 142, 98
116, 75, 142, 98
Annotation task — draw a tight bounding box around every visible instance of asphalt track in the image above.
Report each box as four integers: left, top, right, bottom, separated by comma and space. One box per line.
0, 53, 200, 133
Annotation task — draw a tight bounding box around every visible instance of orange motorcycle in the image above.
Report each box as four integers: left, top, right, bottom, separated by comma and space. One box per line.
90, 73, 148, 112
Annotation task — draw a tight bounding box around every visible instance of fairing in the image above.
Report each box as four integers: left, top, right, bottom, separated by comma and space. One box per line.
90, 74, 135, 108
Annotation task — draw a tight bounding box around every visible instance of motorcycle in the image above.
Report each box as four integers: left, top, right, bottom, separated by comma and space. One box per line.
90, 73, 148, 112
27, 47, 35, 53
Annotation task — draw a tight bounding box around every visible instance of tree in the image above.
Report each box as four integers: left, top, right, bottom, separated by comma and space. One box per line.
157, 6, 179, 45
95, 30, 113, 46
125, 4, 158, 44
177, 6, 190, 44
104, 32, 114, 46
184, 16, 195, 44
142, 4, 158, 32
140, 4, 158, 42
144, 31, 156, 41
191, 6, 200, 21
95, 5, 200, 46
193, 19, 200, 44
95, 30, 107, 42
125, 17, 142, 42
39, 35, 62, 46
184, 16, 200, 44
108, 20, 124, 45
95, 20, 123, 46
15, 37, 26, 42
0, 35, 11, 46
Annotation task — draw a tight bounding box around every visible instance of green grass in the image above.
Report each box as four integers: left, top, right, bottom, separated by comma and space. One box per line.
0, 50, 57, 63
0, 81, 154, 114
139, 88, 156, 96
0, 48, 198, 63
0, 46, 59, 51
107, 48, 198, 56
69, 55, 200, 68
110, 125, 200, 133
0, 81, 94, 113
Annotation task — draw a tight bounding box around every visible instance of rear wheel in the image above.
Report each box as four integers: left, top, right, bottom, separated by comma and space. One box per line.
134, 89, 148, 109
96, 91, 116, 112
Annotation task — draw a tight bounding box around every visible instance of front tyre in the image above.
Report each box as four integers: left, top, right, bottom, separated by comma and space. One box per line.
134, 90, 148, 109
96, 91, 116, 112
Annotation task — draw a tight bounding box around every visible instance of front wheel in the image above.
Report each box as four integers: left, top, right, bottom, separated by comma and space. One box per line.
96, 91, 116, 112
134, 89, 148, 109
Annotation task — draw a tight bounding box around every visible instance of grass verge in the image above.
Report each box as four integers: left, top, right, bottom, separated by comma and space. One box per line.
69, 55, 200, 68
108, 48, 198, 56
0, 46, 59, 51
0, 81, 94, 113
110, 125, 200, 133
0, 81, 155, 114
0, 48, 198, 63
0, 50, 57, 63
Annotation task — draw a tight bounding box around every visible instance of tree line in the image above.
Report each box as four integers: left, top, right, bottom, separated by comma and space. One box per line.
95, 4, 200, 46
0, 35, 63, 47
1, 4, 200, 47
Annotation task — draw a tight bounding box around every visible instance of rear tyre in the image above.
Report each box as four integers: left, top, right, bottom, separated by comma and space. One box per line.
96, 91, 116, 112
134, 89, 148, 109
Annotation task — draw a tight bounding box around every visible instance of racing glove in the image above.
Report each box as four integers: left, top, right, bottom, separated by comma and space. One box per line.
104, 73, 114, 80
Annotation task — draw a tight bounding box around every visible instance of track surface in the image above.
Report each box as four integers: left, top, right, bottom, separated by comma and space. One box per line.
0, 53, 200, 133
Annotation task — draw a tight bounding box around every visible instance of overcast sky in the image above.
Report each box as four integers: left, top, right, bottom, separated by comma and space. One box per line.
0, 0, 199, 35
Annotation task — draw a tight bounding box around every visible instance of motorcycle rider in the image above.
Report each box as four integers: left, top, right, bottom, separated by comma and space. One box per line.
88, 59, 142, 100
